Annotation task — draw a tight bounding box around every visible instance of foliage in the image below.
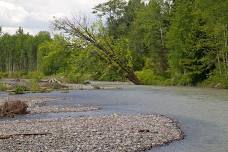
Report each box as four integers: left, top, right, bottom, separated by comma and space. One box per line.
166, 0, 227, 86
0, 72, 8, 79
25, 72, 44, 80
14, 86, 28, 94
201, 71, 228, 89
38, 35, 69, 75
0, 29, 51, 73
136, 69, 166, 85
0, 83, 7, 91
29, 79, 42, 92
53, 16, 140, 84
130, 0, 170, 74
65, 43, 127, 83
93, 0, 127, 38
0, 0, 227, 88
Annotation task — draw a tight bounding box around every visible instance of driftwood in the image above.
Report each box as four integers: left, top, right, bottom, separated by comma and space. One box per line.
0, 101, 28, 117
0, 132, 52, 140
39, 78, 68, 89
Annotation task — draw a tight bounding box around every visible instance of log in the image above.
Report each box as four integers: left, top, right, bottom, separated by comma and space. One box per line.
0, 132, 52, 140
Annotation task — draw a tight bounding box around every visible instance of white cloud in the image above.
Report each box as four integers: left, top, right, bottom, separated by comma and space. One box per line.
0, 0, 107, 35
2, 26, 41, 35
0, 1, 29, 23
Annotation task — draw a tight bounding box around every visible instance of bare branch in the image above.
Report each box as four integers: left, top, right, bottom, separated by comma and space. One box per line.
52, 16, 141, 84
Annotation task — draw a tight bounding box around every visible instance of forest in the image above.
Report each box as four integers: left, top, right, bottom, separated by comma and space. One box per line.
0, 0, 227, 88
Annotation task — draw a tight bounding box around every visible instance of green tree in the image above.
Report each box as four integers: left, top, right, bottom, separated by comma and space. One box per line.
166, 0, 220, 85
93, 0, 127, 38
130, 0, 171, 74
0, 28, 51, 75
38, 35, 69, 75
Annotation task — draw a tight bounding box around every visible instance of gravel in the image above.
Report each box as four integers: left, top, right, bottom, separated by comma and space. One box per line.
29, 105, 101, 114
0, 96, 101, 114
0, 114, 183, 152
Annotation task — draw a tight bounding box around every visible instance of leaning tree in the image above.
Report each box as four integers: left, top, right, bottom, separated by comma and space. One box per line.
53, 16, 141, 84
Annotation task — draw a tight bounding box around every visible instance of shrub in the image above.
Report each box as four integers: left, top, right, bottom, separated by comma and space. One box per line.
66, 72, 92, 84
136, 69, 166, 85
201, 73, 228, 89
0, 83, 7, 91
14, 86, 28, 94
7, 71, 28, 78
25, 72, 44, 80
0, 72, 8, 79
29, 79, 42, 92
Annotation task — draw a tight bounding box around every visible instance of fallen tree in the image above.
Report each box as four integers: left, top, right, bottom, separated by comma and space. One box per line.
53, 17, 141, 85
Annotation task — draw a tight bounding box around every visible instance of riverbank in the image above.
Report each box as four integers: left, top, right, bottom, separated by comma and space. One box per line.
0, 78, 131, 93
0, 95, 101, 116
0, 114, 183, 152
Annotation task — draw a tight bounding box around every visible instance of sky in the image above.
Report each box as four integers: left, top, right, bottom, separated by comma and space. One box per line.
0, 0, 106, 35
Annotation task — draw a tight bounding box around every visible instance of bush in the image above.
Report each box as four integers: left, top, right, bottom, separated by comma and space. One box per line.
29, 79, 43, 92
170, 74, 193, 86
201, 73, 228, 89
136, 69, 166, 85
0, 72, 8, 79
7, 71, 28, 78
66, 72, 93, 84
0, 83, 7, 91
25, 72, 44, 80
14, 86, 28, 94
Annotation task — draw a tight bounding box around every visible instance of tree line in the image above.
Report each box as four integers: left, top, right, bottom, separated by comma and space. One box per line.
0, 27, 51, 73
0, 0, 228, 88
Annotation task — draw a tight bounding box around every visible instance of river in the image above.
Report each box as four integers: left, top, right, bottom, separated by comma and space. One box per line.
1, 85, 228, 152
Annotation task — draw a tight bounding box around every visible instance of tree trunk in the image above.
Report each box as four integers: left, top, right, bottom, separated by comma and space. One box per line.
126, 71, 141, 85
223, 24, 228, 78
225, 24, 228, 78
217, 54, 222, 75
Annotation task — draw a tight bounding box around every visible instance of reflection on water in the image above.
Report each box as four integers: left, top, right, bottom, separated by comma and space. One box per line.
1, 86, 228, 152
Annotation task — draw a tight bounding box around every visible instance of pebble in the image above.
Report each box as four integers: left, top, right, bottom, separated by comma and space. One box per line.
0, 114, 183, 152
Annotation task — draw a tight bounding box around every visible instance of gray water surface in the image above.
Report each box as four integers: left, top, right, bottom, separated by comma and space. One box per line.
1, 86, 228, 152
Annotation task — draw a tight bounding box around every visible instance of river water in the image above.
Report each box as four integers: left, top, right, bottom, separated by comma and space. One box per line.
1, 86, 228, 152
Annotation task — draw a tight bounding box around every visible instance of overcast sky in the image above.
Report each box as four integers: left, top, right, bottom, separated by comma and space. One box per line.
0, 0, 106, 35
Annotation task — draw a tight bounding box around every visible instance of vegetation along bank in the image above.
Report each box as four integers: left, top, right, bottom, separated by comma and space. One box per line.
0, 0, 227, 88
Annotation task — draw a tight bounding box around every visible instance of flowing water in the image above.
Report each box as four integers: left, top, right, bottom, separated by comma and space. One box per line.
1, 86, 228, 152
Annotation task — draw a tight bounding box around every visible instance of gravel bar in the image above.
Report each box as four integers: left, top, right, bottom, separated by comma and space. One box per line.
29, 105, 101, 114
0, 96, 101, 114
0, 114, 183, 152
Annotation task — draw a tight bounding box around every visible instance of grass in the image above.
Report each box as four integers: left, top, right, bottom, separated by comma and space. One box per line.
14, 86, 28, 94
200, 74, 228, 89
0, 83, 8, 91
29, 79, 44, 93
136, 69, 167, 85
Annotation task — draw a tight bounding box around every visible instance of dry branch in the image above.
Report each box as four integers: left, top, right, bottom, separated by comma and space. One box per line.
0, 132, 52, 140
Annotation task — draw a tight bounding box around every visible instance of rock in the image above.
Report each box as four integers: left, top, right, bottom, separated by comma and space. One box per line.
83, 80, 91, 85
138, 129, 150, 133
